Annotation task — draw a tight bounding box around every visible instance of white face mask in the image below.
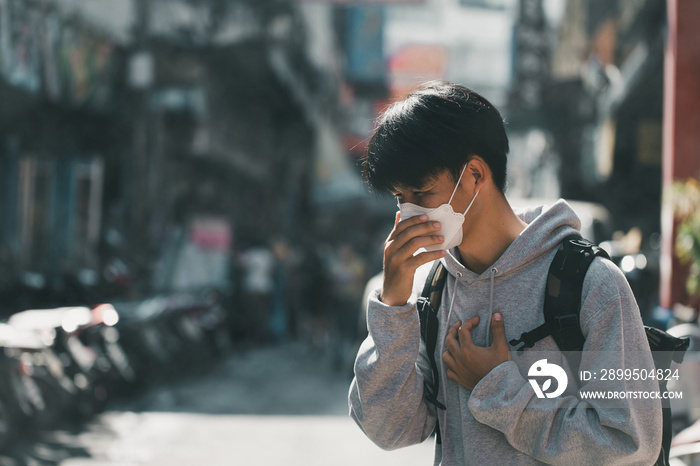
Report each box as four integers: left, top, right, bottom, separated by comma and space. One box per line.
398, 165, 479, 252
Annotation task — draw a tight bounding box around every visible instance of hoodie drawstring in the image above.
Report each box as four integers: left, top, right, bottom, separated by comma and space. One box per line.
485, 267, 498, 344
445, 274, 460, 329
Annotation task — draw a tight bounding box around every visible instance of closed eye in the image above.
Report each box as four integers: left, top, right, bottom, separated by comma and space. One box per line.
393, 187, 433, 202
393, 191, 425, 201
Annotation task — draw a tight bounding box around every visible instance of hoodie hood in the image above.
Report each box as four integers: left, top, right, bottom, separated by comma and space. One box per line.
442, 199, 582, 282
437, 199, 582, 349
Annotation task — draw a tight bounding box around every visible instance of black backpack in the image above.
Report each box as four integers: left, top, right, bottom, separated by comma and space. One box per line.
417, 234, 690, 464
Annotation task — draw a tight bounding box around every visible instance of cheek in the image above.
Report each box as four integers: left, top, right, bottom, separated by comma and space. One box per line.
422, 195, 450, 209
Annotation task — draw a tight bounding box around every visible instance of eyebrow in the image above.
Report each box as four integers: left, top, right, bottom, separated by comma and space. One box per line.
393, 178, 438, 193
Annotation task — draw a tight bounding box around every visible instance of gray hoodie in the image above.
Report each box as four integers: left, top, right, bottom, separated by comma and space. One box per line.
348, 200, 662, 465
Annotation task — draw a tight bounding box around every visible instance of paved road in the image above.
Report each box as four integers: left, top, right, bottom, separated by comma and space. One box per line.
2, 343, 434, 465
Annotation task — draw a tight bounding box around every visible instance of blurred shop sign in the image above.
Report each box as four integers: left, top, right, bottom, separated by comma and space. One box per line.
388, 44, 447, 99
189, 217, 232, 252
345, 6, 385, 86
169, 217, 232, 291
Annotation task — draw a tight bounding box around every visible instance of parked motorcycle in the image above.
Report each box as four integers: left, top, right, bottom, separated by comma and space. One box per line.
78, 304, 136, 397
7, 306, 125, 419
112, 290, 231, 389
0, 290, 232, 450
113, 297, 182, 387
0, 322, 74, 451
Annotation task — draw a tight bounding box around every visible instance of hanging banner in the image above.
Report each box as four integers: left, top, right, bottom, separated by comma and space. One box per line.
59, 25, 116, 108
0, 0, 41, 94
0, 0, 117, 109
39, 9, 63, 101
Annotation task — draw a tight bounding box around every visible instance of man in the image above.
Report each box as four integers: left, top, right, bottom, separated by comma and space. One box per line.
348, 82, 662, 465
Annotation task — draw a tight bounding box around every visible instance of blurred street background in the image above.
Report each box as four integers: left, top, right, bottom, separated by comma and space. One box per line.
0, 342, 435, 465
0, 0, 699, 464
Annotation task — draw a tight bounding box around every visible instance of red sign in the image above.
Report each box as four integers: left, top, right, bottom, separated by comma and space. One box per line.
388, 44, 448, 99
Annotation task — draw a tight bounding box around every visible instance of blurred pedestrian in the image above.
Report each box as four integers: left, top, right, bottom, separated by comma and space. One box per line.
330, 244, 367, 343
270, 238, 293, 342
297, 243, 334, 349
238, 243, 275, 344
329, 244, 367, 371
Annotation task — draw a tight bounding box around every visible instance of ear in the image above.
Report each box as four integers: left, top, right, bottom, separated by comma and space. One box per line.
464, 156, 491, 190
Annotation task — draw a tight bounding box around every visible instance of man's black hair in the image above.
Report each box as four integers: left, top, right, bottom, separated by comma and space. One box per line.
361, 82, 509, 194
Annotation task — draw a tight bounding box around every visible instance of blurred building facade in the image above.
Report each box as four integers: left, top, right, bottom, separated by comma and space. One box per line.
0, 0, 123, 311
0, 0, 346, 313
512, 0, 700, 312
507, 0, 670, 317
547, 0, 666, 239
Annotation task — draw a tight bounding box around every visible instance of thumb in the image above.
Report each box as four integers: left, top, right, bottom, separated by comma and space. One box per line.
491, 313, 507, 348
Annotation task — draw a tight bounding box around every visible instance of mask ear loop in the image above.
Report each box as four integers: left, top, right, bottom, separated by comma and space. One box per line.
447, 164, 468, 206
461, 189, 479, 216
448, 164, 479, 215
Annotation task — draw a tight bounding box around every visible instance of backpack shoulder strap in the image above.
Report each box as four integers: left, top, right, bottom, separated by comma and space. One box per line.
546, 235, 610, 352
417, 260, 448, 444
509, 234, 610, 357
421, 260, 447, 307
417, 260, 447, 412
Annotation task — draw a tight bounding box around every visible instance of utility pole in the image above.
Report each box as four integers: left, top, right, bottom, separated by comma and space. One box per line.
127, 0, 155, 292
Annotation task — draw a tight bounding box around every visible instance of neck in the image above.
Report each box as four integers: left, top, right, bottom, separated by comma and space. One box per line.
456, 191, 526, 275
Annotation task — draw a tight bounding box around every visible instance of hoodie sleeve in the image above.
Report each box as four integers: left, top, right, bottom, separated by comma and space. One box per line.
467, 259, 663, 465
348, 288, 438, 450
